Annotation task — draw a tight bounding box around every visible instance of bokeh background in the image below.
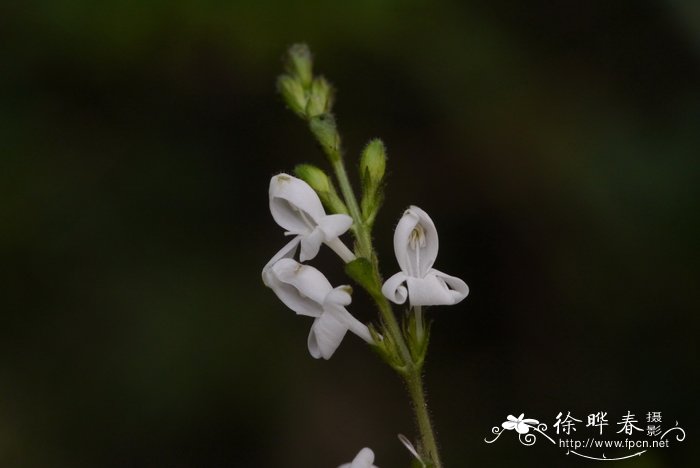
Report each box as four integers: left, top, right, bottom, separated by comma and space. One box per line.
2, 1, 699, 467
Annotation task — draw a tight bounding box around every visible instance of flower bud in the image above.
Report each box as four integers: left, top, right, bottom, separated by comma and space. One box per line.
360, 138, 386, 188
277, 74, 307, 117
294, 163, 348, 215
294, 163, 331, 194
285, 43, 313, 88
306, 76, 334, 117
309, 114, 341, 161
359, 139, 387, 226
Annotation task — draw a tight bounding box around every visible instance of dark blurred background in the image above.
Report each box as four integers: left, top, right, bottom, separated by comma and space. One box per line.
1, 1, 699, 467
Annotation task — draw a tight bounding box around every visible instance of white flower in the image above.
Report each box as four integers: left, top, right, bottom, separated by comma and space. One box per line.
266, 173, 355, 266
263, 258, 372, 359
502, 414, 539, 434
382, 206, 469, 306
338, 447, 379, 468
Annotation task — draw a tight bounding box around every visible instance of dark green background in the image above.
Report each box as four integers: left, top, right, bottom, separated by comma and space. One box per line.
1, 1, 698, 467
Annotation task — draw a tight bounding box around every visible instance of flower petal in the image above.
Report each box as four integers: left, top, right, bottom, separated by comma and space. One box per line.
261, 236, 300, 286
337, 447, 377, 468
300, 228, 324, 262
323, 288, 373, 344
381, 272, 409, 304
522, 418, 539, 426
269, 173, 325, 234
428, 268, 469, 304
317, 213, 353, 240
393, 206, 439, 278
326, 303, 373, 344
265, 258, 331, 316
405, 274, 460, 306
307, 310, 348, 359
324, 286, 352, 307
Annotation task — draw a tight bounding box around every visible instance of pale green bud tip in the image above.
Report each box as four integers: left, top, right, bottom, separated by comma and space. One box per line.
294, 164, 331, 193
277, 75, 307, 116
306, 76, 335, 117
285, 43, 313, 88
309, 114, 340, 159
360, 138, 387, 183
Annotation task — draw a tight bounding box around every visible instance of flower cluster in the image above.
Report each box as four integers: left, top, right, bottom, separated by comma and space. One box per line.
262, 174, 371, 359
263, 43, 471, 468
262, 175, 470, 360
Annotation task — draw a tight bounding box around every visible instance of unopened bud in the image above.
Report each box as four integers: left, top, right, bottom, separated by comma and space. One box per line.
277, 75, 307, 117
306, 76, 334, 117
294, 163, 331, 194
294, 163, 348, 215
359, 139, 387, 227
360, 139, 386, 187
309, 114, 341, 161
285, 43, 313, 88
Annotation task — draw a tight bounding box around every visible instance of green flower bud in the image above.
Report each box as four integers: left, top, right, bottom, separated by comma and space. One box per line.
309, 114, 341, 162
294, 163, 331, 193
294, 163, 348, 215
360, 138, 386, 187
306, 76, 335, 117
359, 139, 387, 227
277, 74, 307, 117
285, 43, 313, 88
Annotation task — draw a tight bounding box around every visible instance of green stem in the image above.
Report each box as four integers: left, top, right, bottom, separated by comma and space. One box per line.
306, 110, 443, 467
330, 157, 373, 258
330, 156, 442, 467
406, 370, 442, 468
328, 153, 412, 365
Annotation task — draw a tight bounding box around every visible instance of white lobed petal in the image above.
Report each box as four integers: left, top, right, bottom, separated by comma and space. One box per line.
263, 258, 330, 317
261, 236, 301, 286
325, 287, 373, 345
299, 228, 324, 262
307, 285, 372, 359
316, 213, 354, 240
399, 269, 468, 307
274, 259, 333, 305
269, 173, 326, 234
307, 310, 349, 359
393, 206, 439, 278
429, 268, 469, 304
404, 273, 463, 306
381, 271, 409, 305
324, 286, 353, 307
338, 447, 378, 468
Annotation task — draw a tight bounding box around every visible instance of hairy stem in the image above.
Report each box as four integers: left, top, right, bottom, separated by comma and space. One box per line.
291, 65, 444, 466
330, 158, 373, 259
406, 370, 442, 468
329, 153, 442, 467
